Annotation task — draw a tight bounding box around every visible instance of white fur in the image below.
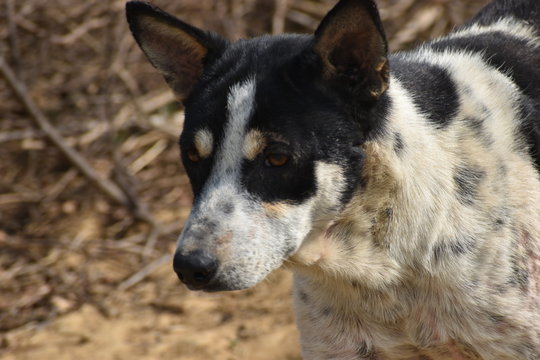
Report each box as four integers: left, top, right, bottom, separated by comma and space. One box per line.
216, 78, 257, 173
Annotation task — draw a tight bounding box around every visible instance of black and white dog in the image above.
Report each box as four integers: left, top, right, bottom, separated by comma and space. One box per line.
126, 0, 540, 358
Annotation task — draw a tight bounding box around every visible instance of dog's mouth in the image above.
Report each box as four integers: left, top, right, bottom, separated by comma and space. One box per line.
172, 245, 281, 292
173, 268, 262, 292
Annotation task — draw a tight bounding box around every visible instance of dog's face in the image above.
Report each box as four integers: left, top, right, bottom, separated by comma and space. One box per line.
126, 0, 389, 291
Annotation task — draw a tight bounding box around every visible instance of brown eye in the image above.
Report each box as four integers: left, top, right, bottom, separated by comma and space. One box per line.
187, 149, 200, 162
264, 153, 289, 167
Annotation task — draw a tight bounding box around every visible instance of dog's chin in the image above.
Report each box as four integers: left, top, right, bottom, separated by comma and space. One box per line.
180, 274, 264, 292
182, 282, 249, 292
198, 283, 250, 292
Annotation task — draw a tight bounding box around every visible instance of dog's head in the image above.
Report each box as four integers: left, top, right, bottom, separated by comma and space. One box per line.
126, 0, 389, 291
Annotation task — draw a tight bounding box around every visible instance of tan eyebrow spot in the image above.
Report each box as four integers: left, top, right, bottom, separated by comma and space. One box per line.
193, 129, 213, 159
262, 201, 291, 217
243, 129, 267, 160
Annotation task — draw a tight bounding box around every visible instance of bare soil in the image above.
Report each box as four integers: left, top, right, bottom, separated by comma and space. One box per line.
3, 269, 300, 360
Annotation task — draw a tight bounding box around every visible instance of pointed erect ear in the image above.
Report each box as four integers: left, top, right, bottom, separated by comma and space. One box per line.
126, 1, 228, 101
313, 0, 389, 101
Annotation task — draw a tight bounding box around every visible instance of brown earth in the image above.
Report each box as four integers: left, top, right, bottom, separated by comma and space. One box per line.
3, 269, 300, 360
0, 1, 488, 359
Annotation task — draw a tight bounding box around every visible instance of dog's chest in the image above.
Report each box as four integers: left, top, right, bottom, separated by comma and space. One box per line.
295, 309, 483, 359
293, 283, 491, 360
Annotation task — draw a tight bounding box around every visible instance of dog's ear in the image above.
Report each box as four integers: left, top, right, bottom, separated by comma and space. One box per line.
126, 1, 228, 101
313, 0, 389, 101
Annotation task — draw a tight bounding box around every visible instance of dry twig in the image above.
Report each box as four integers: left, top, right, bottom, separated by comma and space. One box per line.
5, 0, 21, 71
0, 56, 157, 226
0, 56, 129, 207
272, 0, 290, 34
117, 254, 172, 292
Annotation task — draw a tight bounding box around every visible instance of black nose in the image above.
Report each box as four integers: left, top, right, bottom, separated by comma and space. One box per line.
173, 250, 218, 289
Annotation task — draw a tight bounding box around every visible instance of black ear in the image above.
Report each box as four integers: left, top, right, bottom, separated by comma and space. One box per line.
126, 1, 228, 101
313, 0, 389, 101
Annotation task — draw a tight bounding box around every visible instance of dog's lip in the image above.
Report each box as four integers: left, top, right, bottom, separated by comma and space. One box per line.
180, 278, 250, 292
183, 282, 208, 291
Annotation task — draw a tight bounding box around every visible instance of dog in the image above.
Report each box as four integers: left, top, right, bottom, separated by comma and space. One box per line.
126, 0, 540, 358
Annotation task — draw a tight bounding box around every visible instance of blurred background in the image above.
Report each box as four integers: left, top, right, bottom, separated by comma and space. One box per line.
0, 0, 488, 359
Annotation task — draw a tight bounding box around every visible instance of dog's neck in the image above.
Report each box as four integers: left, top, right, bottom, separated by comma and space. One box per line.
288, 67, 540, 298
288, 79, 452, 288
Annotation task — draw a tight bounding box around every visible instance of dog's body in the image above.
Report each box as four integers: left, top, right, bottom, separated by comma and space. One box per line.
126, 0, 540, 358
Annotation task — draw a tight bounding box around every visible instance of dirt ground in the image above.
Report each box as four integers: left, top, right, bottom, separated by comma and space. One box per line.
3, 268, 300, 360
0, 0, 488, 359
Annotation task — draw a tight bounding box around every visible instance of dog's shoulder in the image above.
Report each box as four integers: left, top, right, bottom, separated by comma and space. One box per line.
468, 0, 540, 173
428, 0, 540, 99
389, 0, 540, 172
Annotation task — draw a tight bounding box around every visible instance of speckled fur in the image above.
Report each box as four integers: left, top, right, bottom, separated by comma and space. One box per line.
288, 17, 540, 360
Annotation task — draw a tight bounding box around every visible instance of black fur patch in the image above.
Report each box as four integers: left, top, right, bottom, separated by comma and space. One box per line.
357, 342, 376, 359
465, 116, 494, 148
429, 34, 540, 101
509, 255, 530, 292
299, 290, 310, 304
470, 0, 540, 28
393, 132, 404, 154
219, 202, 234, 215
515, 342, 537, 359
487, 312, 506, 324
492, 207, 510, 231
518, 100, 540, 172
454, 165, 485, 205
389, 56, 459, 128
433, 234, 476, 263
321, 306, 332, 317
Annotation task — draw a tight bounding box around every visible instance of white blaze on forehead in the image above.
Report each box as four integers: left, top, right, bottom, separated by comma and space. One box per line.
194, 128, 214, 159
214, 78, 257, 175
185, 77, 257, 220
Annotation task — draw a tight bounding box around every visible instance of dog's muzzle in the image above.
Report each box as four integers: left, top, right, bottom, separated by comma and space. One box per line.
173, 250, 218, 290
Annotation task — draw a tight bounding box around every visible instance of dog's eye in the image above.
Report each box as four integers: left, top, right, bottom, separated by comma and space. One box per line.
264, 153, 289, 167
186, 149, 201, 162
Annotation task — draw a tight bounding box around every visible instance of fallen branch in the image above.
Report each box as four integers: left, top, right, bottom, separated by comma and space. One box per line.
117, 254, 172, 292
6, 0, 21, 72
272, 0, 289, 34
0, 56, 155, 225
